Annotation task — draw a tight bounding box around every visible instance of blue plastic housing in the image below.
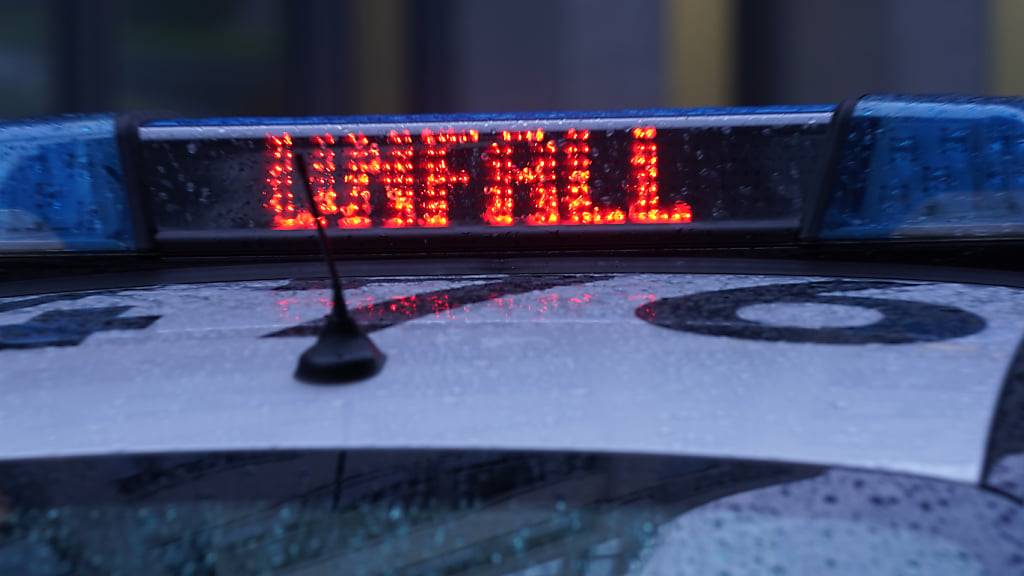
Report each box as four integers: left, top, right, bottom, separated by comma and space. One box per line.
819, 95, 1024, 240
0, 115, 135, 252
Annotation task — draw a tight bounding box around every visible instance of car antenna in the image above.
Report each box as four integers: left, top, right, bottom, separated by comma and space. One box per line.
292, 152, 385, 384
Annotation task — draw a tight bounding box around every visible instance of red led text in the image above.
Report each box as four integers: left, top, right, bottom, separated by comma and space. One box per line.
264, 126, 692, 229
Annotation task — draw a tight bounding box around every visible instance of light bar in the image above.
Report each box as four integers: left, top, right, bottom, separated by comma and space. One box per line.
138, 107, 833, 239
0, 115, 137, 252
810, 95, 1024, 240
11, 97, 1024, 257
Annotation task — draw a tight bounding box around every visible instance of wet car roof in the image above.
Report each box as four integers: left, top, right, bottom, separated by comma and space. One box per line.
2, 271, 1021, 484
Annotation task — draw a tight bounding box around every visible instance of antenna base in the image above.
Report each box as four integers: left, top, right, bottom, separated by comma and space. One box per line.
295, 312, 386, 384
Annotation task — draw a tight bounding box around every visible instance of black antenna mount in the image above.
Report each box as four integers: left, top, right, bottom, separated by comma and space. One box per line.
293, 153, 386, 384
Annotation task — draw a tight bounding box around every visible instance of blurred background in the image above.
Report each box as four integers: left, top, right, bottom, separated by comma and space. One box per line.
0, 0, 1018, 119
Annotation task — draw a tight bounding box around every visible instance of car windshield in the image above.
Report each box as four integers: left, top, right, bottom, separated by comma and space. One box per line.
0, 450, 1020, 576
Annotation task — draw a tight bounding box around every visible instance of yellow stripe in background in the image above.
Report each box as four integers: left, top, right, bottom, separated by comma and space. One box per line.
992, 0, 1024, 96
664, 0, 736, 108
351, 0, 408, 114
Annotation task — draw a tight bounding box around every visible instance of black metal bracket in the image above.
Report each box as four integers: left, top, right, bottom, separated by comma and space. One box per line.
115, 112, 158, 253
799, 96, 861, 242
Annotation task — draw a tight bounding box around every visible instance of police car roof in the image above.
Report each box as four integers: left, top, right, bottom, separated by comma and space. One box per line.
1, 258, 1022, 487
3, 95, 1024, 492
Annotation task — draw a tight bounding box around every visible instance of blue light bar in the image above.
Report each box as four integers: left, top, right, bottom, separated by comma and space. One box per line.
0, 115, 136, 252
6, 97, 1024, 256
814, 95, 1024, 240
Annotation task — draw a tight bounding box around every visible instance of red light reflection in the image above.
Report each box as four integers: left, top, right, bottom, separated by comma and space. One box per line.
274, 286, 660, 325
629, 293, 658, 320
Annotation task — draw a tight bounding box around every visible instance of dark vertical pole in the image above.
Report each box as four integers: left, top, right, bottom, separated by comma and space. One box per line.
411, 0, 456, 113
286, 0, 352, 115
52, 0, 115, 113
736, 0, 783, 106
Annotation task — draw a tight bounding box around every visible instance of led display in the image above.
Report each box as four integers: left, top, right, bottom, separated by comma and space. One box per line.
139, 110, 832, 234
